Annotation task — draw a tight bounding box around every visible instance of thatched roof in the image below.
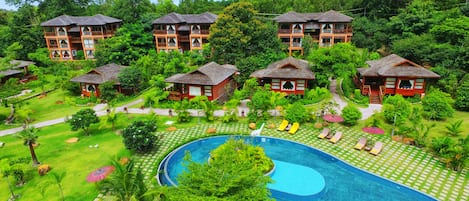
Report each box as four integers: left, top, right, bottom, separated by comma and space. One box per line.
70, 63, 127, 84
0, 69, 22, 77
152, 12, 217, 24
274, 10, 352, 23
358, 54, 440, 78
41, 14, 122, 26
165, 62, 237, 85
250, 57, 315, 80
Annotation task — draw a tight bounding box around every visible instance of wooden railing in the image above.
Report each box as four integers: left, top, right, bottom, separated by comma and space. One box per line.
362, 84, 371, 95
379, 85, 386, 103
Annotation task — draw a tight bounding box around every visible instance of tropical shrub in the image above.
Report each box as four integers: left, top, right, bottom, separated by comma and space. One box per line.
122, 120, 158, 153
69, 108, 100, 135
383, 95, 412, 123
341, 105, 362, 126
175, 99, 192, 123
422, 89, 454, 120
454, 74, 469, 111
285, 102, 309, 123
301, 87, 331, 104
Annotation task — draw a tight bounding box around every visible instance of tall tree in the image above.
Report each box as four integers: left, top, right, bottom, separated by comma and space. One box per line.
16, 126, 40, 165
106, 0, 154, 24
209, 2, 282, 64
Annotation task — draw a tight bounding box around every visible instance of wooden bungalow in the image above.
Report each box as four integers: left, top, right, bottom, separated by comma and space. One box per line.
164, 62, 238, 102
356, 54, 440, 104
0, 59, 35, 83
70, 63, 127, 97
250, 57, 315, 95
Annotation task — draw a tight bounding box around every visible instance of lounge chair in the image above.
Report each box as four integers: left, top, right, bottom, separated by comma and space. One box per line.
369, 141, 384, 155
329, 131, 343, 144
277, 120, 289, 131
318, 128, 330, 139
354, 137, 367, 150
288, 122, 300, 135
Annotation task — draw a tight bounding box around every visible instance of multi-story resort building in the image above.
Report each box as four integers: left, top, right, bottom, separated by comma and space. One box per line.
274, 10, 353, 55
152, 12, 217, 53
40, 14, 122, 61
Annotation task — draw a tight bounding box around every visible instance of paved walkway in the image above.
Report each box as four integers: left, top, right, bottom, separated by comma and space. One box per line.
0, 82, 380, 137
329, 78, 382, 120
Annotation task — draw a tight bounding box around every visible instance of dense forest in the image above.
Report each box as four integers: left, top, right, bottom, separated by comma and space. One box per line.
0, 0, 468, 106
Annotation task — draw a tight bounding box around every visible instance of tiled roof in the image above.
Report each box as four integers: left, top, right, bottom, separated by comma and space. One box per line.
153, 12, 217, 24
165, 62, 237, 85
70, 63, 127, 84
41, 14, 122, 26
250, 57, 315, 79
274, 10, 353, 23
358, 54, 440, 78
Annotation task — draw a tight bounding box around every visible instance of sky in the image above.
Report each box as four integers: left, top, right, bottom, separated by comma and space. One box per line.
0, 0, 178, 11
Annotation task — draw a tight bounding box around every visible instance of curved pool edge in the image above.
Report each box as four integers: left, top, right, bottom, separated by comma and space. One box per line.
155, 135, 438, 201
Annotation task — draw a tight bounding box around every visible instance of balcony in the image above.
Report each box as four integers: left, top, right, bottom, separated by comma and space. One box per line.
179, 35, 190, 42
333, 29, 346, 34
153, 30, 166, 35
83, 31, 92, 36
157, 43, 167, 47
71, 37, 82, 43
168, 43, 177, 47
278, 29, 291, 34
292, 29, 302, 34
45, 32, 56, 36
58, 32, 67, 36
292, 42, 302, 47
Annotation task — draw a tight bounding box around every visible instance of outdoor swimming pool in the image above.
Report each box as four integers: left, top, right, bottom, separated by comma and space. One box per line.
157, 135, 437, 201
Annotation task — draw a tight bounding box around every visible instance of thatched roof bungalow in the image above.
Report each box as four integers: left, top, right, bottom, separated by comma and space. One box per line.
356, 54, 440, 103
250, 57, 315, 95
165, 62, 238, 102
70, 63, 127, 97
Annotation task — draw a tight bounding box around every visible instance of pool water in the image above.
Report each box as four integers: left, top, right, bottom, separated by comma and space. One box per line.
157, 136, 437, 201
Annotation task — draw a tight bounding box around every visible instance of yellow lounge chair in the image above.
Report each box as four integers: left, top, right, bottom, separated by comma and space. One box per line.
329, 131, 343, 144
288, 122, 300, 134
318, 128, 330, 139
369, 142, 384, 155
277, 120, 289, 131
354, 137, 367, 150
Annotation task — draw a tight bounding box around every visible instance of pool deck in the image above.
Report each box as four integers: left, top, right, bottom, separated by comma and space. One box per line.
114, 122, 468, 201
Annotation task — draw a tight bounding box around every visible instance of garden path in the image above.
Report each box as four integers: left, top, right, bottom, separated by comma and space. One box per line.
329, 78, 382, 120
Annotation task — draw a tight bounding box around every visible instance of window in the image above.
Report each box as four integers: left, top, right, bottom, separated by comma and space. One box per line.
280, 37, 290, 44
321, 38, 331, 47
85, 84, 96, 92
57, 27, 67, 36
292, 38, 302, 47
155, 24, 164, 30
281, 80, 296, 91
62, 50, 70, 58
167, 25, 176, 34
280, 24, 290, 30
334, 24, 345, 33
82, 26, 92, 35
415, 79, 425, 89
168, 38, 177, 46
52, 50, 60, 58
44, 27, 54, 33
83, 39, 94, 48
292, 24, 303, 33
189, 86, 201, 96
398, 79, 414, 89
87, 50, 94, 58
192, 38, 201, 47
385, 78, 396, 88
204, 86, 212, 96
191, 25, 200, 34
49, 39, 58, 48
297, 80, 305, 90
71, 50, 77, 56
60, 40, 69, 48
322, 24, 332, 33
272, 79, 280, 89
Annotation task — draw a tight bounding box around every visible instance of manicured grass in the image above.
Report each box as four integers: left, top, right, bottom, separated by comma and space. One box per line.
0, 120, 126, 201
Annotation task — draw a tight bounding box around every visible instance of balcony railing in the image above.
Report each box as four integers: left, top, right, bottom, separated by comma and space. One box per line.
157, 43, 167, 47
179, 35, 189, 41
168, 43, 177, 47
192, 43, 201, 47
58, 32, 67, 36
322, 29, 332, 33
292, 42, 302, 47
292, 29, 302, 34
167, 30, 176, 35
60, 44, 69, 48
83, 31, 92, 36
192, 30, 201, 34
333, 29, 346, 34
45, 32, 56, 36
153, 30, 166, 34
278, 29, 291, 34
49, 44, 58, 48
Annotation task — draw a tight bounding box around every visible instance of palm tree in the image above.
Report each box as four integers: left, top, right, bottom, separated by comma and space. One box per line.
99, 158, 148, 201
16, 126, 40, 166
445, 120, 463, 137
106, 108, 118, 131
50, 171, 66, 201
